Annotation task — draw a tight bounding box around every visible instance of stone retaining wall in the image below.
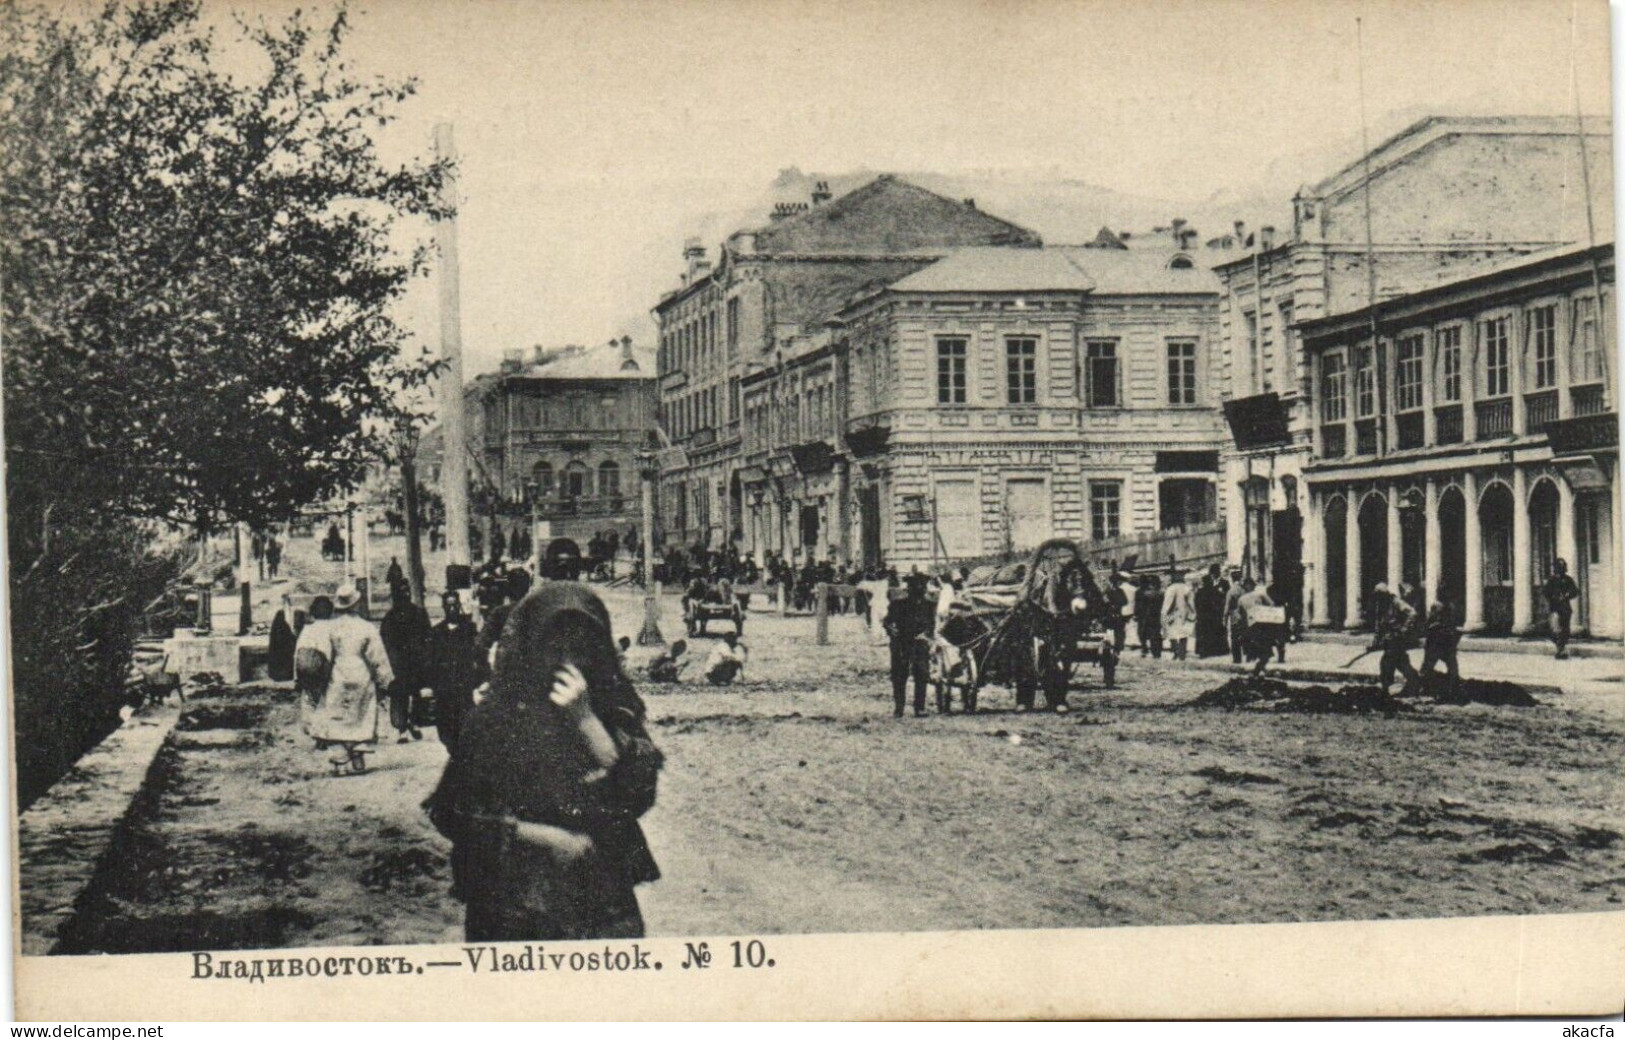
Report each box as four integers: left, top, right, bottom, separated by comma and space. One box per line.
17, 702, 181, 955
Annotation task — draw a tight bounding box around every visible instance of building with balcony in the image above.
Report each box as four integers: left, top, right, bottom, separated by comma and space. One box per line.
754, 241, 1227, 571
465, 337, 656, 547
653, 176, 1041, 553
1213, 115, 1613, 602
1298, 241, 1617, 638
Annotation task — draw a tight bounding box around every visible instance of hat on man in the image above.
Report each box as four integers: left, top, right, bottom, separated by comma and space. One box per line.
332, 581, 362, 611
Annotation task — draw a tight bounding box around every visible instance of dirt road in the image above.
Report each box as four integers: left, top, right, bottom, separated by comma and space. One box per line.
51, 588, 1625, 952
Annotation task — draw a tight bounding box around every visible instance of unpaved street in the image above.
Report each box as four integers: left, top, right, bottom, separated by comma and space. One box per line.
53, 588, 1625, 953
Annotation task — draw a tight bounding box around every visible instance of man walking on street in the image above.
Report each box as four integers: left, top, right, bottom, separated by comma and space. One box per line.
1544, 558, 1580, 659
1372, 582, 1420, 693
427, 590, 482, 752
1403, 599, 1463, 698
379, 579, 431, 742
884, 573, 932, 718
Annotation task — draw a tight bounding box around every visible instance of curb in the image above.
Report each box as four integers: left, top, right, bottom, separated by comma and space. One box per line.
17, 700, 182, 955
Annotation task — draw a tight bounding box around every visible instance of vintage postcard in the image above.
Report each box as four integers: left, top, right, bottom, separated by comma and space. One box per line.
4, 0, 1623, 1021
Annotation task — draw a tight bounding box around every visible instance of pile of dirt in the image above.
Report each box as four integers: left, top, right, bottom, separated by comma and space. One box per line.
1272, 684, 1409, 716
1187, 676, 1292, 709
1422, 675, 1539, 707
1188, 677, 1407, 716
1193, 765, 1280, 786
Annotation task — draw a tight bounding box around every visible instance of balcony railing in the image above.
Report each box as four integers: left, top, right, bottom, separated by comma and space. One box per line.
1395, 411, 1424, 450
1354, 418, 1379, 456
1572, 383, 1609, 417
1475, 398, 1514, 438
1434, 404, 1463, 445
690, 427, 716, 448
523, 495, 628, 518
1525, 389, 1560, 434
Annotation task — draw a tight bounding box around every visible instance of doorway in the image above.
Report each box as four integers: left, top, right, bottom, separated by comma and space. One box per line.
1479, 482, 1515, 634
1438, 486, 1467, 617
1324, 496, 1347, 629
1357, 493, 1388, 626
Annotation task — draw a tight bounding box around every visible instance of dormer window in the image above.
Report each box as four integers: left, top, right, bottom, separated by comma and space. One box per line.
1168, 254, 1195, 270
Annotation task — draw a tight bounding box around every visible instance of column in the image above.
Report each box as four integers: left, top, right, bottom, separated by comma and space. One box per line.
1386, 482, 1403, 589
1511, 310, 1528, 437
1512, 465, 1532, 631
1423, 477, 1441, 610
1309, 489, 1330, 627
1557, 302, 1575, 419
1345, 487, 1363, 628
1463, 469, 1485, 631
1463, 321, 1479, 442
1556, 474, 1578, 573
1422, 331, 1438, 446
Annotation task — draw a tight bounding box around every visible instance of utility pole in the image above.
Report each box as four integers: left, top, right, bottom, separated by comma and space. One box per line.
399, 425, 427, 606
435, 123, 472, 590
637, 452, 663, 645
235, 522, 252, 635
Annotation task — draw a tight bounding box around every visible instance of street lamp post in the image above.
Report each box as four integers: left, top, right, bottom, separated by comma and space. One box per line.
637, 451, 663, 646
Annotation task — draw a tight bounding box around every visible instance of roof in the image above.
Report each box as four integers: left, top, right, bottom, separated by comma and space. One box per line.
1311, 115, 1612, 200
736, 175, 1041, 255
531, 341, 656, 380
884, 246, 1221, 296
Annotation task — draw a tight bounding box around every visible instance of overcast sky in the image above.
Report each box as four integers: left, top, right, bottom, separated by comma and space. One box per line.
318, 0, 1617, 376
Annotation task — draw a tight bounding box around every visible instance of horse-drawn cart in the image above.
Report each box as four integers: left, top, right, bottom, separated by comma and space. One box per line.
684, 581, 745, 637
929, 538, 1118, 713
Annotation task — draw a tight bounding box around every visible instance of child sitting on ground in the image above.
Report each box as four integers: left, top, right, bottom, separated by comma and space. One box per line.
647, 639, 688, 684
704, 632, 748, 686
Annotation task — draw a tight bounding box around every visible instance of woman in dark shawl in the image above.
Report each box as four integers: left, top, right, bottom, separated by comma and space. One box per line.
427, 583, 662, 942
268, 598, 297, 682
1193, 566, 1229, 658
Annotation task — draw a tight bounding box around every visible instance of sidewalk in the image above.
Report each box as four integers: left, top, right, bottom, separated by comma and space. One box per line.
1139, 634, 1622, 697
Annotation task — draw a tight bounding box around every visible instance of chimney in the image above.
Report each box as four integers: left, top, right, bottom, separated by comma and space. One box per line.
683, 237, 707, 279
619, 335, 639, 372
533, 345, 548, 366
1259, 226, 1276, 251
501, 349, 523, 374
1170, 217, 1187, 244
811, 180, 832, 205
1233, 220, 1246, 242
1178, 228, 1197, 250
963, 198, 977, 210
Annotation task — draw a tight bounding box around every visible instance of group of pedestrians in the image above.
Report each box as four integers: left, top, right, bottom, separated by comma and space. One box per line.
271, 567, 665, 943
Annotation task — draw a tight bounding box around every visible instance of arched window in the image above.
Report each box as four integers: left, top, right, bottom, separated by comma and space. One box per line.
532, 460, 554, 499
598, 460, 621, 499
1168, 254, 1195, 270
564, 461, 590, 499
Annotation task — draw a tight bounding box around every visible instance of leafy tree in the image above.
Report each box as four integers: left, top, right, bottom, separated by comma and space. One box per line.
0, 0, 448, 802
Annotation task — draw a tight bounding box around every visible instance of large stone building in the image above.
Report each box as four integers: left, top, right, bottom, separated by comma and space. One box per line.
740, 238, 1229, 570
653, 176, 1040, 553
1212, 115, 1614, 602
1298, 241, 1617, 638
465, 337, 656, 545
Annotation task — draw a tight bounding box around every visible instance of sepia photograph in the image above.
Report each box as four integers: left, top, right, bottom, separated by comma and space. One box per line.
3, 0, 1623, 1021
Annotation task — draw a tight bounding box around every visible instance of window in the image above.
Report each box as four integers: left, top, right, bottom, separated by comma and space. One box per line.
1085, 340, 1119, 408
1321, 353, 1347, 422
726, 297, 740, 357
1572, 297, 1604, 384
598, 461, 620, 499
563, 461, 590, 499
1437, 326, 1462, 402
936, 337, 968, 404
1482, 316, 1510, 397
1167, 340, 1197, 405
1159, 478, 1216, 530
1244, 310, 1265, 392
1529, 304, 1557, 389
1396, 334, 1424, 411
1006, 337, 1038, 405
1090, 481, 1122, 542
1354, 343, 1376, 417
532, 461, 554, 499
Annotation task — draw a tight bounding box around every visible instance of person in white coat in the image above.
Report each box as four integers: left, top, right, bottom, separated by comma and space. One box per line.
297, 582, 394, 771
1161, 568, 1195, 661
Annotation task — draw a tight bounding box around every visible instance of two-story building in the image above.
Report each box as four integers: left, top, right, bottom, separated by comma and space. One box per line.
1214, 115, 1613, 601
654, 176, 1041, 554
1298, 241, 1617, 638
465, 337, 656, 546
784, 242, 1228, 571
